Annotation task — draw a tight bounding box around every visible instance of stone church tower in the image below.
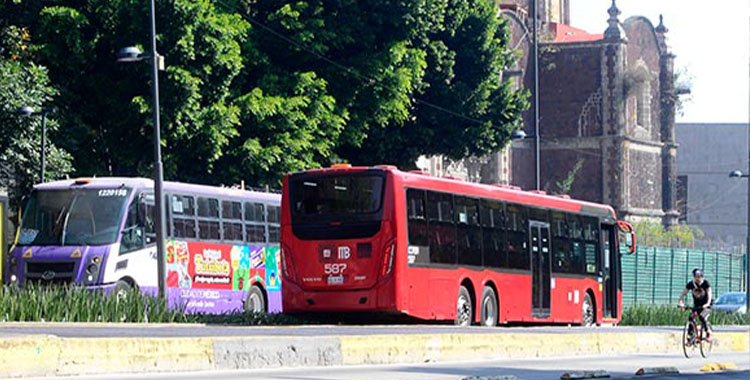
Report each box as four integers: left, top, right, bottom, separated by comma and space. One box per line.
423, 0, 679, 225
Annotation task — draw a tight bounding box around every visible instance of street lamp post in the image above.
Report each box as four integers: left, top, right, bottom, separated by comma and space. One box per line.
729, 169, 750, 312
17, 106, 51, 183
117, 0, 167, 300
530, 0, 540, 191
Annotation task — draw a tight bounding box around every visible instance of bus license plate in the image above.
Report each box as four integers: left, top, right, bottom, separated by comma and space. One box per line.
327, 275, 344, 285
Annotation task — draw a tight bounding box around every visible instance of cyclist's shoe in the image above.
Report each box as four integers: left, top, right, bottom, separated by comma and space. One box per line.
705, 332, 713, 342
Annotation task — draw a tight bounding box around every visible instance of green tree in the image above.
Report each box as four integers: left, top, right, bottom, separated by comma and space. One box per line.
10, 0, 346, 187
633, 220, 705, 249
0, 26, 72, 208
243, 0, 527, 168
5, 0, 525, 189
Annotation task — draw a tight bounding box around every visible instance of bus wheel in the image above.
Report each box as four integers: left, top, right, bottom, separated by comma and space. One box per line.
455, 286, 473, 326
244, 285, 266, 313
113, 280, 133, 301
582, 292, 595, 327
480, 287, 498, 327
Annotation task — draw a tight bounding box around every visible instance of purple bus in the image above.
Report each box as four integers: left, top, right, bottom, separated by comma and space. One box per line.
6, 177, 282, 314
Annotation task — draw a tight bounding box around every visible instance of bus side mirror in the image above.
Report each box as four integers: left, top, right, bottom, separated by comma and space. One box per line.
617, 220, 636, 254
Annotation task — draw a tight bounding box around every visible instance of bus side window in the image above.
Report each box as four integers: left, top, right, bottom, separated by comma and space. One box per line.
268, 225, 280, 243
506, 204, 529, 270
426, 191, 456, 265
171, 194, 196, 239
197, 197, 220, 240
138, 194, 156, 244
567, 214, 585, 274
551, 211, 571, 272
197, 197, 219, 218
246, 224, 266, 243
267, 204, 281, 243
582, 216, 600, 274
406, 189, 428, 242
406, 189, 429, 266
120, 199, 144, 254
222, 200, 243, 242
456, 196, 481, 267
120, 193, 154, 254
267, 205, 280, 224
481, 199, 507, 269
244, 202, 266, 244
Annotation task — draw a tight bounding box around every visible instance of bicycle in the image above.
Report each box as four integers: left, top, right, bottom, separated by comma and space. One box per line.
679, 305, 712, 358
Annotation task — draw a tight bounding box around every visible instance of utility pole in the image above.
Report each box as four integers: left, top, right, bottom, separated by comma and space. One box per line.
531, 0, 540, 190
148, 0, 167, 300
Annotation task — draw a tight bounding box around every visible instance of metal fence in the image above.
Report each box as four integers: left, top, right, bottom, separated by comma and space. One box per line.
621, 246, 747, 307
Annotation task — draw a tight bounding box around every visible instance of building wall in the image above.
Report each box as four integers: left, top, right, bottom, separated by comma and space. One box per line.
677, 123, 749, 251
423, 1, 677, 226
512, 42, 604, 200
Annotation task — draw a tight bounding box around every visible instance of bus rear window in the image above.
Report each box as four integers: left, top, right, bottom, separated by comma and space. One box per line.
291, 175, 385, 219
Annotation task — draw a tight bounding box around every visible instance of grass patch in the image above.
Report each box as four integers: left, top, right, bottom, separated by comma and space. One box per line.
0, 284, 190, 323
0, 284, 300, 325
621, 304, 750, 326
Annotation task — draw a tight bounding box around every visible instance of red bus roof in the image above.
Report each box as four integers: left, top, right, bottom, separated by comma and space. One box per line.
287, 165, 617, 219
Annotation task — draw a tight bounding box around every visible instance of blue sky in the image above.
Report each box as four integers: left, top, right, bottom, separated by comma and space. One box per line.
570, 0, 749, 123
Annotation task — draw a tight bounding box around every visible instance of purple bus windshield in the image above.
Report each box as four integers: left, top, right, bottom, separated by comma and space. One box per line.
18, 188, 131, 246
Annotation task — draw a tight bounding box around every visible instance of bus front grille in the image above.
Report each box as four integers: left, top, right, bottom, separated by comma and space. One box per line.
24, 261, 76, 284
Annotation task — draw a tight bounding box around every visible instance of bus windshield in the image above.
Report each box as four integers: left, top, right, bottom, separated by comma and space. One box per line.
290, 174, 385, 221
18, 188, 131, 246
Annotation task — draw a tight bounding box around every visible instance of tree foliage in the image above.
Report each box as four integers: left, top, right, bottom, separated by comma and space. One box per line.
633, 221, 705, 249
0, 24, 72, 207
1, 0, 526, 191
248, 0, 527, 167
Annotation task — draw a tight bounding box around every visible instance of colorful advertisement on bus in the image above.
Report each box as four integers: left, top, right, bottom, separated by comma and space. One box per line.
165, 239, 281, 313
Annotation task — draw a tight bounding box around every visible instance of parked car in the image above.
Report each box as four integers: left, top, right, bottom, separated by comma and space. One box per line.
713, 292, 747, 314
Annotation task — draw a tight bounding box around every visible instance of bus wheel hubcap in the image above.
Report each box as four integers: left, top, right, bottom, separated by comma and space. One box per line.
249, 294, 262, 312
583, 298, 593, 325
484, 297, 495, 325
457, 297, 470, 325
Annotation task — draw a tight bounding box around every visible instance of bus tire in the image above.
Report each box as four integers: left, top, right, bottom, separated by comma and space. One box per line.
582, 292, 595, 327
455, 285, 473, 326
244, 285, 266, 313
480, 287, 498, 327
112, 279, 133, 301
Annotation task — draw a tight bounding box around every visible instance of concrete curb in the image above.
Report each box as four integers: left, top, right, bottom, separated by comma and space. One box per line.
0, 331, 747, 378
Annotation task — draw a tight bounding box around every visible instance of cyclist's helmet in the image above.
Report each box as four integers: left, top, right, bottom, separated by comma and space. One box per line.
692, 268, 703, 277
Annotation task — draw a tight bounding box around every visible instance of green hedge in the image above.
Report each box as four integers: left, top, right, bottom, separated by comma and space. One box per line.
0, 285, 300, 325
621, 304, 750, 326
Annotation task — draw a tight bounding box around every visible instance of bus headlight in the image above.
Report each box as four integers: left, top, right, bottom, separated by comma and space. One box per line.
84, 256, 102, 284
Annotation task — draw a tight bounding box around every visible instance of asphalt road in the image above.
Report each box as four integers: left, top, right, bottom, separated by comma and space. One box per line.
0, 323, 746, 338
21, 352, 750, 380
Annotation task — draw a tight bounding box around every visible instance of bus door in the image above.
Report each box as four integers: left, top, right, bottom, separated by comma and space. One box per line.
529, 221, 551, 318
600, 223, 618, 318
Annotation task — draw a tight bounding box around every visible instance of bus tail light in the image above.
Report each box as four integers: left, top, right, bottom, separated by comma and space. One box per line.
281, 245, 296, 282
380, 242, 395, 277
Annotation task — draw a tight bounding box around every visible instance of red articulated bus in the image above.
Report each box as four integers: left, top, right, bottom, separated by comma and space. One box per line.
280, 165, 635, 326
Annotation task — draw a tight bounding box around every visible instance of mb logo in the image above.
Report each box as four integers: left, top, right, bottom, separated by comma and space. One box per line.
338, 246, 351, 260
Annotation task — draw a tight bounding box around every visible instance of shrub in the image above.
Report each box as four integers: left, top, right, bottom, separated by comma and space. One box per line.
621, 304, 750, 326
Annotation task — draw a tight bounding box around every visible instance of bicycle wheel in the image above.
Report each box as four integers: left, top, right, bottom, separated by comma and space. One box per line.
682, 320, 696, 358
700, 323, 713, 358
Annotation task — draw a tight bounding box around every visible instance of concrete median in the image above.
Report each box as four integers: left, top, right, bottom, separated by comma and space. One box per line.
0, 328, 747, 378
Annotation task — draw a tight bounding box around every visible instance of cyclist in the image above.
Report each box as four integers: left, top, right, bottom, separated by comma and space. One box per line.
678, 268, 713, 339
